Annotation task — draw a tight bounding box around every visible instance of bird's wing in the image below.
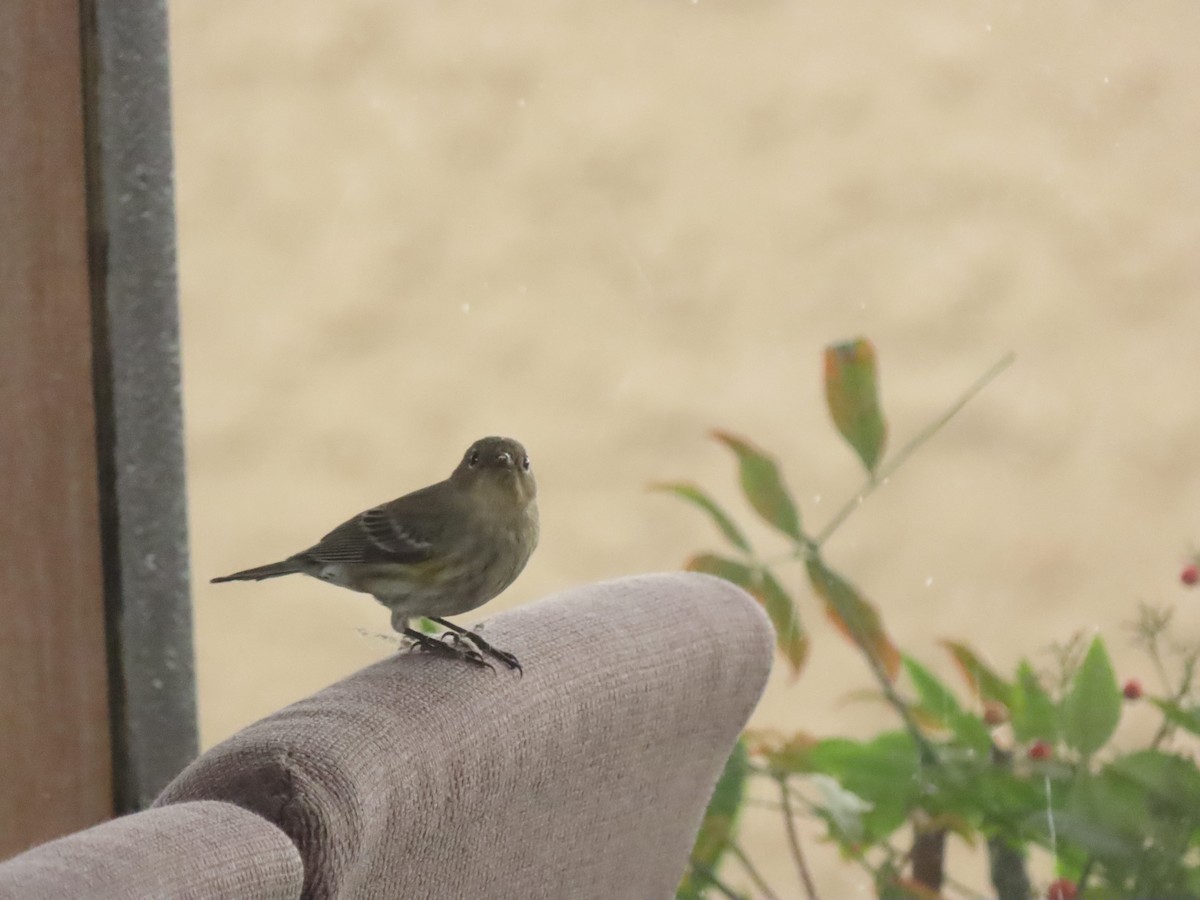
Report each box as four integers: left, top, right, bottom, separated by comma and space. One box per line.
301, 496, 438, 566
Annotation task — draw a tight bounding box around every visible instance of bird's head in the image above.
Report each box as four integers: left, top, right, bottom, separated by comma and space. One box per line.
451, 436, 537, 505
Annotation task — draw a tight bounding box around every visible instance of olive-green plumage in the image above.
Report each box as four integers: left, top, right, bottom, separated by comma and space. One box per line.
212, 436, 539, 670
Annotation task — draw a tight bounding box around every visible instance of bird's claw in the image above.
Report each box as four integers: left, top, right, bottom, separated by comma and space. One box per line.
487, 648, 523, 676
406, 632, 494, 671
458, 633, 522, 676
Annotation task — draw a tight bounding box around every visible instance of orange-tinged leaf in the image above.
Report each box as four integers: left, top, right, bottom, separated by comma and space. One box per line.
649, 482, 751, 553
743, 729, 819, 774
711, 430, 803, 541
686, 553, 809, 676
824, 338, 888, 474
940, 639, 1013, 706
804, 554, 900, 680
756, 569, 810, 677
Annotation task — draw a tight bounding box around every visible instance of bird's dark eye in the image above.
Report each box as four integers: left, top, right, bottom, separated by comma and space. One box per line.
521, 456, 531, 471
468, 450, 479, 467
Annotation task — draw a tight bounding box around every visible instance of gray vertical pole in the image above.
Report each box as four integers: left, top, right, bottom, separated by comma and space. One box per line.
80, 0, 199, 812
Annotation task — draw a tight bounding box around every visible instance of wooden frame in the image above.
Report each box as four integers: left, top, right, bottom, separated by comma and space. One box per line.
0, 0, 196, 858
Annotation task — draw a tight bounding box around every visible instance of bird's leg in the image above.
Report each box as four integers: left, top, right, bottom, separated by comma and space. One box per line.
429, 617, 522, 675
401, 628, 492, 670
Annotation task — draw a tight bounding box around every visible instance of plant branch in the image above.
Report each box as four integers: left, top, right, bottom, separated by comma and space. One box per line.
690, 863, 749, 900
855, 633, 940, 766
777, 775, 821, 900
727, 841, 782, 900
814, 352, 1016, 549
1150, 653, 1197, 750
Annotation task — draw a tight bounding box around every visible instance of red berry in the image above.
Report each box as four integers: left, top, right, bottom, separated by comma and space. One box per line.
1047, 877, 1077, 900
1123, 679, 1143, 701
1182, 563, 1199, 586
1028, 740, 1053, 761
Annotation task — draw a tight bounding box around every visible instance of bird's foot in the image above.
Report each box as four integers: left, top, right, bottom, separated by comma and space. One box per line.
402, 629, 493, 671
459, 632, 522, 676
426, 618, 523, 675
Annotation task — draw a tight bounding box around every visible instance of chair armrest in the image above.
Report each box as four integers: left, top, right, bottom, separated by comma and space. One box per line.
157, 572, 774, 899
0, 800, 302, 900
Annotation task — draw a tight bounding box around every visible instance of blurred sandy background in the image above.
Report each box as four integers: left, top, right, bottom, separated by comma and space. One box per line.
170, 1, 1200, 895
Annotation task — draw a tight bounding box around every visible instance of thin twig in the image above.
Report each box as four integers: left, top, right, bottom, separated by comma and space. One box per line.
814, 352, 1016, 548
1076, 855, 1095, 899
727, 841, 782, 900
777, 776, 821, 900
1147, 636, 1172, 695
853, 626, 940, 766
1151, 653, 1197, 750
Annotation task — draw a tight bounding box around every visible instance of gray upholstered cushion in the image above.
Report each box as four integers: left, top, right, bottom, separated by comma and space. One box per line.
0, 800, 302, 900
157, 572, 774, 900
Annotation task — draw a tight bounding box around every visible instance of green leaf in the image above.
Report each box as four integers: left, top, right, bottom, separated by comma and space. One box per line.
650, 482, 752, 554
940, 639, 1013, 706
677, 739, 748, 899
805, 554, 900, 680
1025, 809, 1139, 859
951, 764, 1046, 824
824, 338, 888, 474
1068, 768, 1152, 847
903, 656, 992, 754
1107, 749, 1200, 820
904, 655, 964, 723
1062, 637, 1122, 757
711, 430, 802, 541
808, 731, 920, 843
686, 554, 809, 676
1010, 661, 1058, 744
1150, 699, 1200, 737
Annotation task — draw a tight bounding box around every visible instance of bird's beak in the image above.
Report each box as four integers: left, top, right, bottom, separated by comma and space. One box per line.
497, 451, 513, 466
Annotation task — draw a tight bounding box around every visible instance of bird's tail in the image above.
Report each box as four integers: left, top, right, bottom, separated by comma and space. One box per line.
211, 558, 302, 583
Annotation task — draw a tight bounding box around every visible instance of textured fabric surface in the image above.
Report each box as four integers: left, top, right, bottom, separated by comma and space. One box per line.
157, 572, 773, 900
0, 800, 303, 900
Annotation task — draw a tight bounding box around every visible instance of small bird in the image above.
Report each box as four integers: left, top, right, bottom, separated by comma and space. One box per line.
212, 436, 539, 672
